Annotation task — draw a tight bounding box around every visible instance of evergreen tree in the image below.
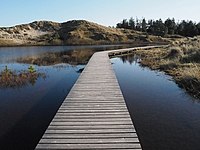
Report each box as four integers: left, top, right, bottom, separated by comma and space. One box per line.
135, 18, 141, 31
116, 17, 200, 37
164, 18, 176, 34
197, 23, 200, 35
187, 21, 198, 37
116, 23, 122, 28
116, 19, 129, 29
129, 17, 135, 30
147, 20, 153, 33
177, 20, 187, 35
122, 19, 129, 29
142, 18, 147, 32
177, 20, 198, 37
149, 19, 166, 36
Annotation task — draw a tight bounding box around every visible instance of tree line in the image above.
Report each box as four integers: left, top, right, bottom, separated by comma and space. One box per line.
116, 17, 200, 37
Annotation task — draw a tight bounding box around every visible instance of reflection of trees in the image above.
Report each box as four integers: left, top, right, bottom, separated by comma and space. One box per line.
119, 53, 140, 65
0, 66, 46, 88
16, 45, 137, 66
17, 49, 95, 66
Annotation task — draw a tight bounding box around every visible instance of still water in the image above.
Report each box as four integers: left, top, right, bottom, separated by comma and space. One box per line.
111, 54, 200, 150
1, 45, 200, 150
0, 45, 127, 150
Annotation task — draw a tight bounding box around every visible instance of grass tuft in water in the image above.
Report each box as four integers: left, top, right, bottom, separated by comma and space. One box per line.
0, 66, 46, 88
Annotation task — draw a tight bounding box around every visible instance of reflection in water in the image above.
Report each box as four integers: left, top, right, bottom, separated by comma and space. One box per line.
17, 49, 94, 66
0, 66, 46, 88
118, 53, 200, 102
76, 67, 84, 73
15, 44, 149, 66
0, 46, 102, 63
111, 55, 200, 150
119, 53, 141, 65
0, 63, 83, 150
0, 45, 134, 64
1, 45, 136, 150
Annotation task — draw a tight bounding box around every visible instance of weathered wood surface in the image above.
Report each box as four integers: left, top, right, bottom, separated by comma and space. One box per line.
35, 46, 167, 149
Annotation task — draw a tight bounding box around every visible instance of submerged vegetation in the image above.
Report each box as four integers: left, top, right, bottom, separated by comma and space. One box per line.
0, 66, 46, 88
133, 36, 200, 98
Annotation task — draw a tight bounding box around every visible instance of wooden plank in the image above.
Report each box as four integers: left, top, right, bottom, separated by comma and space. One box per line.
54, 115, 130, 119
48, 125, 134, 130
63, 101, 125, 104
57, 110, 128, 113
43, 133, 138, 139
52, 118, 132, 122
36, 143, 141, 149
49, 121, 133, 126
65, 97, 125, 100
61, 104, 125, 107
39, 138, 139, 144
45, 129, 136, 134
59, 108, 127, 110
56, 112, 130, 116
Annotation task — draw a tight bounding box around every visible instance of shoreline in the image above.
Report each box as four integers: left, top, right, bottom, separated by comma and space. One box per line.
0, 41, 169, 48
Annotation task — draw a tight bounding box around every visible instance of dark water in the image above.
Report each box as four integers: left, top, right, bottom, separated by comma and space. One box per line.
111, 55, 200, 150
0, 45, 129, 150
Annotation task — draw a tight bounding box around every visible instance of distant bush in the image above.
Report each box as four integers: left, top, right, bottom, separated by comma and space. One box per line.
182, 51, 200, 63
166, 47, 184, 59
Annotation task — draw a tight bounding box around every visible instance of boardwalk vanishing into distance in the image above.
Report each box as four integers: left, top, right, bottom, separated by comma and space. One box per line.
36, 46, 166, 150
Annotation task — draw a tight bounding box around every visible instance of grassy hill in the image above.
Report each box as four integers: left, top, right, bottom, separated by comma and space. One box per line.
0, 20, 169, 46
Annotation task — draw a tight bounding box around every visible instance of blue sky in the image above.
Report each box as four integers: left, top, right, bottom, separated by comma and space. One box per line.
1, 0, 200, 27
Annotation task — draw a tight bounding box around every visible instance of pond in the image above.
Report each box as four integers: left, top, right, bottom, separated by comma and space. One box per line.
0, 45, 130, 150
111, 54, 200, 150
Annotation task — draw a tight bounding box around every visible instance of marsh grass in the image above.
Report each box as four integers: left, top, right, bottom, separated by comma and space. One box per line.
166, 47, 184, 59
181, 51, 200, 63
176, 65, 200, 98
0, 66, 46, 88
134, 37, 200, 99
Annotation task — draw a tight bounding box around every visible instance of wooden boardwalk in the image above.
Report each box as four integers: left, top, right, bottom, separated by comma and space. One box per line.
35, 46, 164, 149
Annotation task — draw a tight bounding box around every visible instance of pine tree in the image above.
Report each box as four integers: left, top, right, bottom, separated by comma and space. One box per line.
142, 18, 147, 32
164, 18, 176, 35
135, 18, 141, 31
129, 17, 135, 30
